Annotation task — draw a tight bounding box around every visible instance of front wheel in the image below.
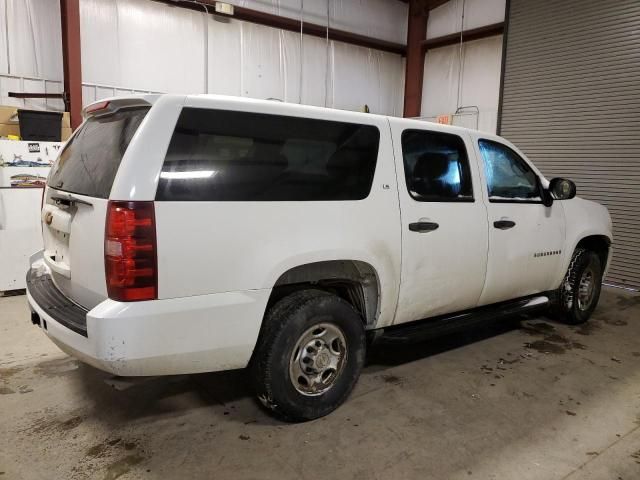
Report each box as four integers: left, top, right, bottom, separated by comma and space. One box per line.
552, 248, 603, 324
251, 289, 366, 421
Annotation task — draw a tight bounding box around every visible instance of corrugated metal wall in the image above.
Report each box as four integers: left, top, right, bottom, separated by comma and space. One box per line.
499, 0, 640, 290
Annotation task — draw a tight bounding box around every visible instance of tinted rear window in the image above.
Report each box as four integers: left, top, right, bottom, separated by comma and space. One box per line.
156, 108, 380, 201
48, 107, 149, 198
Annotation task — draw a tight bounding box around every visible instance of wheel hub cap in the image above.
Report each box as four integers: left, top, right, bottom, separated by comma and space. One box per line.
577, 267, 595, 311
289, 323, 347, 396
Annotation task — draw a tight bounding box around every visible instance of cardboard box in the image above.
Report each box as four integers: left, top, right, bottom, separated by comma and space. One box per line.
0, 105, 71, 141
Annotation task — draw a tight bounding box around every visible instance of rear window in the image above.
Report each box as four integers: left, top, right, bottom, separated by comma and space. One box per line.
155, 108, 380, 201
48, 107, 149, 198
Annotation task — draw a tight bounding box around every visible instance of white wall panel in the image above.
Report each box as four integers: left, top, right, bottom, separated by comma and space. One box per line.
0, 0, 9, 74
79, 0, 404, 115
1, 0, 405, 116
81, 0, 205, 94
300, 34, 332, 107
421, 35, 502, 133
278, 30, 332, 106
0, 75, 21, 108
207, 17, 243, 96
226, 0, 408, 44
241, 22, 283, 100
426, 0, 505, 39
0, 75, 64, 111
333, 42, 404, 116
79, 0, 120, 86
5, 0, 63, 80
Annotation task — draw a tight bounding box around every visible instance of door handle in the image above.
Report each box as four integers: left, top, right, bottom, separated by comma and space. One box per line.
493, 220, 516, 230
409, 221, 439, 233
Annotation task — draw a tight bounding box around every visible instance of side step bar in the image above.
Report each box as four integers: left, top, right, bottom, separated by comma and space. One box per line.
377, 295, 550, 344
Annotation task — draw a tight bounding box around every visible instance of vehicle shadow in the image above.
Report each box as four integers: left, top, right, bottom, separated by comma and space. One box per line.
70, 315, 528, 426
366, 316, 523, 369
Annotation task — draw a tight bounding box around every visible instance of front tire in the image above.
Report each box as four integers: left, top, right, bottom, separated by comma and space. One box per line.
251, 289, 366, 421
552, 248, 603, 324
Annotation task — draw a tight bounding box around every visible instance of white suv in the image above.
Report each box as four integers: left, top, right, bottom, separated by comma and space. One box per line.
27, 94, 612, 421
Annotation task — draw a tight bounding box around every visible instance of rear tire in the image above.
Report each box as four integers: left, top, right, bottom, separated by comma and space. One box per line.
251, 289, 366, 421
552, 248, 603, 325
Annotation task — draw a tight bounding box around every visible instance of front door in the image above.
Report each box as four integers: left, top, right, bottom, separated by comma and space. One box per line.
473, 137, 566, 306
391, 123, 489, 325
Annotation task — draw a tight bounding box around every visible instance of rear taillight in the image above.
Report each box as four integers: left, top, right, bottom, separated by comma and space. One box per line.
105, 201, 157, 302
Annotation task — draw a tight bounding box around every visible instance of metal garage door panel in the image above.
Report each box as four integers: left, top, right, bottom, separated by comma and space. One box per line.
499, 0, 640, 290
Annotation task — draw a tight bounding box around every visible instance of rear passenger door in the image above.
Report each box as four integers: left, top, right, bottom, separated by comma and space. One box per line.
391, 122, 489, 325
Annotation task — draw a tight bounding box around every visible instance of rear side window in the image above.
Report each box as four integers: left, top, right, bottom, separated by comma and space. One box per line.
48, 107, 149, 198
156, 108, 380, 201
401, 129, 473, 202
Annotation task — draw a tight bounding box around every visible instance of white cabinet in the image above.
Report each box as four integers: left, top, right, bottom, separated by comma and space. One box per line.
0, 140, 62, 291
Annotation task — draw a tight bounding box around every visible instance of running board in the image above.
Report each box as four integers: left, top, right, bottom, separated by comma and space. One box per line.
377, 295, 550, 344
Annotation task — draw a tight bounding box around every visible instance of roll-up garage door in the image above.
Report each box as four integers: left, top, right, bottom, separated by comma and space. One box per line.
498, 0, 640, 290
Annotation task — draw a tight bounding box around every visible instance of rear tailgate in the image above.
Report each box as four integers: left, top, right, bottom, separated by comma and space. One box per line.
43, 103, 150, 309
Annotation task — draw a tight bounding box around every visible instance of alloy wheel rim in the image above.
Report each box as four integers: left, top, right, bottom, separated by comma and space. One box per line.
577, 266, 596, 311
289, 323, 347, 396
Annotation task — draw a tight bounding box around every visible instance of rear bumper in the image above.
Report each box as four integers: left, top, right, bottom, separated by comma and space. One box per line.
26, 251, 271, 376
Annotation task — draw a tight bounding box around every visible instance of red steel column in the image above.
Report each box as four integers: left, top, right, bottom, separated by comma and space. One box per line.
60, 0, 83, 129
403, 0, 428, 118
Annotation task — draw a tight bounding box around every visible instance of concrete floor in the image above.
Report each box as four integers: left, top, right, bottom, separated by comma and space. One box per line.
1, 288, 639, 480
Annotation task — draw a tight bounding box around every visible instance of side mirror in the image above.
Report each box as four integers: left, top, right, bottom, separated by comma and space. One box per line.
549, 178, 577, 200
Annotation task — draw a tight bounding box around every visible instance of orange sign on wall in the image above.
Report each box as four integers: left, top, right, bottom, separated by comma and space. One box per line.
436, 114, 451, 125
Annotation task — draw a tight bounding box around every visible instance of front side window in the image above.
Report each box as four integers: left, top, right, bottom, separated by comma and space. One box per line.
156, 108, 380, 201
478, 139, 540, 201
401, 129, 473, 202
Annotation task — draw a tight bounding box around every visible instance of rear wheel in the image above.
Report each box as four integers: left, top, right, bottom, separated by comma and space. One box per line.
251, 289, 366, 421
552, 248, 603, 324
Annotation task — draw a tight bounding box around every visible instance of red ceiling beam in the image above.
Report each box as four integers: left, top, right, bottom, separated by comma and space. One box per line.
421, 22, 505, 50
156, 1, 406, 55
60, 0, 83, 129
403, 0, 428, 117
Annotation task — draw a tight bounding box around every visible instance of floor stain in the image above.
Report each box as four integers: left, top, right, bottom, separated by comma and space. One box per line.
616, 296, 640, 310
632, 352, 640, 357
525, 340, 566, 354
87, 443, 108, 458
575, 321, 601, 336
26, 413, 85, 437
602, 318, 628, 327
379, 374, 403, 385
34, 357, 79, 378
60, 415, 84, 430
102, 454, 144, 480
523, 328, 586, 354
86, 438, 139, 461
18, 385, 33, 394
0, 366, 23, 380
522, 322, 556, 335
0, 386, 15, 395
